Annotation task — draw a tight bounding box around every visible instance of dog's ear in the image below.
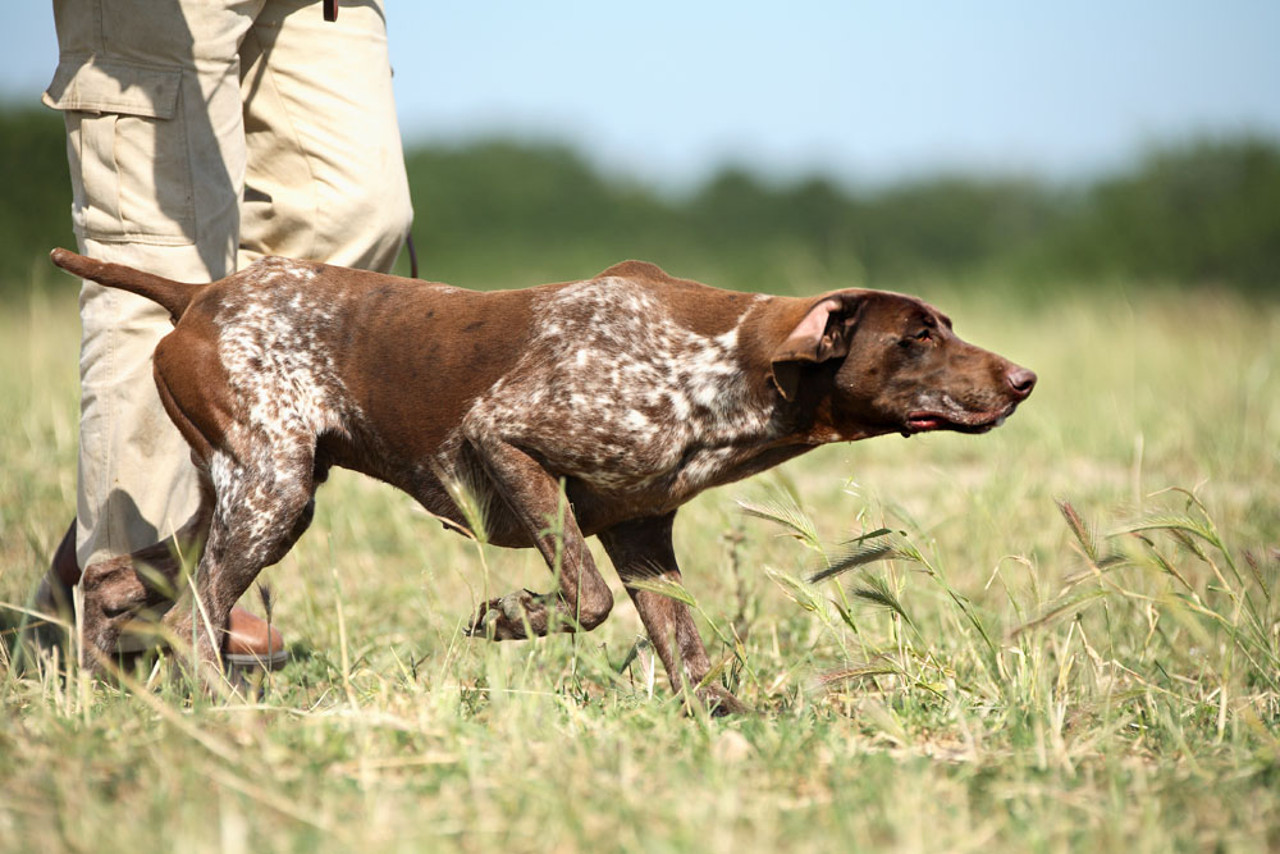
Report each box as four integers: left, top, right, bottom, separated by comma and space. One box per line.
769, 294, 862, 400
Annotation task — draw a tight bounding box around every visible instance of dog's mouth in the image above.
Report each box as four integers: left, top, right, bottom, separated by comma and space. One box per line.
904, 403, 1017, 435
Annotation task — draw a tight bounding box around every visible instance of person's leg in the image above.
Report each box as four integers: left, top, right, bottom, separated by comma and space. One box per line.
41, 0, 282, 664
238, 0, 412, 272
45, 0, 252, 567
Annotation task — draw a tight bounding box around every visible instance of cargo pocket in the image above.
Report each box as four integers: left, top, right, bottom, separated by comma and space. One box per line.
44, 57, 195, 245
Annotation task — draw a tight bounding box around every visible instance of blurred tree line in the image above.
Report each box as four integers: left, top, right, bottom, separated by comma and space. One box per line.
2, 106, 1277, 297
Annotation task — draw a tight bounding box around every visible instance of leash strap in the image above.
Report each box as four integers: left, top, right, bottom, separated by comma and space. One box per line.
323, 0, 338, 22
406, 232, 419, 279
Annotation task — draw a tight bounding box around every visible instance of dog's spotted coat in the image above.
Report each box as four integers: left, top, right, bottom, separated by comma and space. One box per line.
207, 261, 350, 555
50, 248, 1034, 712
461, 276, 771, 495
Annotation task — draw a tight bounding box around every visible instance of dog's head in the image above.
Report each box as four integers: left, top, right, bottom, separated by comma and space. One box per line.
770, 290, 1035, 438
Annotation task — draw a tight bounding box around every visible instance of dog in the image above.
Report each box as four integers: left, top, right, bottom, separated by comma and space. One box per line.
51, 248, 1034, 711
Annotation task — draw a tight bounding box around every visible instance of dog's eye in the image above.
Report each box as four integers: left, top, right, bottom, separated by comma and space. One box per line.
898, 327, 935, 349
898, 329, 933, 350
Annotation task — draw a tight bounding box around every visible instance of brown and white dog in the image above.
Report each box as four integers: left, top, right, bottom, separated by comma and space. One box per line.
52, 249, 1034, 711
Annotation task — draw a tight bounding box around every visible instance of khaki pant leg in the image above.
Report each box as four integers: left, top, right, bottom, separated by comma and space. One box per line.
73, 248, 202, 569
45, 0, 258, 567
238, 0, 413, 272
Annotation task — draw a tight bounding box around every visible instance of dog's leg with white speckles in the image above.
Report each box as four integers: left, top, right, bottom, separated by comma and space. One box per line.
163, 447, 316, 682
463, 439, 613, 640
598, 513, 748, 715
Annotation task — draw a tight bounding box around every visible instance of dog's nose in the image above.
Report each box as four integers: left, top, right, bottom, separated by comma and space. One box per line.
1006, 366, 1037, 399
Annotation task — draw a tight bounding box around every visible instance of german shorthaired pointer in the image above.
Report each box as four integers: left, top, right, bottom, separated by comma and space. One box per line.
51, 248, 1034, 711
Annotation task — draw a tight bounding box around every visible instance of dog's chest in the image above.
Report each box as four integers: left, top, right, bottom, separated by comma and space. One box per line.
463, 278, 773, 492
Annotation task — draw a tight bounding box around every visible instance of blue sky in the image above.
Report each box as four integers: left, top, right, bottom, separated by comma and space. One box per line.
4, 1, 1278, 188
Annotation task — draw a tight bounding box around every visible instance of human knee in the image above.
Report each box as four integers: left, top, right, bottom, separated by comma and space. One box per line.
240, 176, 413, 273
325, 182, 414, 272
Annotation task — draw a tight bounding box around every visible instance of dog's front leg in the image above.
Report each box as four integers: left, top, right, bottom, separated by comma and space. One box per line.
598, 514, 748, 715
464, 438, 613, 639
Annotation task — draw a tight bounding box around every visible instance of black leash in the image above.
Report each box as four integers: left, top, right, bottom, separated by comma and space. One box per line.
405, 232, 419, 279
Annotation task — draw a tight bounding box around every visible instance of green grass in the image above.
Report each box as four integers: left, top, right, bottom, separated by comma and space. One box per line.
2, 280, 1278, 852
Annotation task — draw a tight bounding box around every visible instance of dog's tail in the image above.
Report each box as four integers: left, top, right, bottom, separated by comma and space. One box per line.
50, 248, 200, 323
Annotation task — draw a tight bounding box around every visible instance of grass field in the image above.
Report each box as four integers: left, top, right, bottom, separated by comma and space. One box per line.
2, 279, 1278, 852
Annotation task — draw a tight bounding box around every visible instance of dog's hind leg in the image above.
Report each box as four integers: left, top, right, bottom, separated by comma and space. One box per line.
162, 445, 316, 677
77, 467, 216, 672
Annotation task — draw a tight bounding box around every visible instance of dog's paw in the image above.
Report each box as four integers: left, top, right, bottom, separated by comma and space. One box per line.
696, 684, 751, 717
466, 589, 548, 640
